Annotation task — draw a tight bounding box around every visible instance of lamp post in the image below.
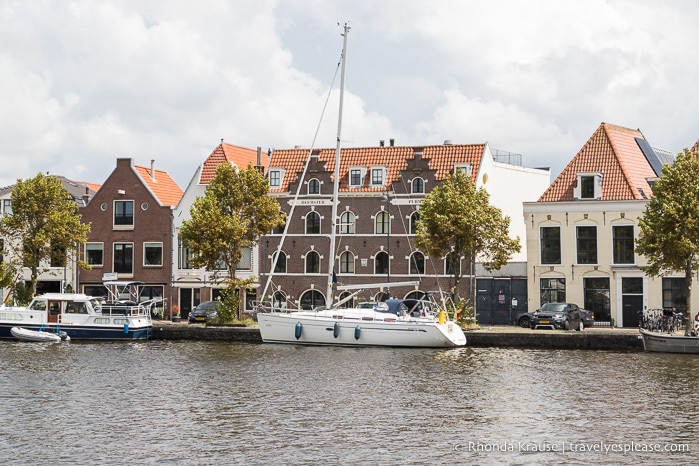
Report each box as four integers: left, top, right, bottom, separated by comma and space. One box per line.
380, 191, 391, 300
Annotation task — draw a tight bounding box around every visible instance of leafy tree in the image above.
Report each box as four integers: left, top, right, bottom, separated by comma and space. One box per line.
636, 148, 699, 334
0, 173, 91, 297
179, 163, 284, 320
415, 172, 521, 303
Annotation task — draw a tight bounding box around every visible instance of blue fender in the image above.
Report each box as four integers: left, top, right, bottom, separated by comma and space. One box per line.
354, 325, 361, 340
295, 322, 302, 340
333, 321, 340, 338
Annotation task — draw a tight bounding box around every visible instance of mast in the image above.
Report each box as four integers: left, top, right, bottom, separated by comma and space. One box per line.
326, 23, 350, 309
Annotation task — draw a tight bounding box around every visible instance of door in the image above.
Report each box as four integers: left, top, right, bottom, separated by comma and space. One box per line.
622, 295, 643, 327
47, 301, 61, 324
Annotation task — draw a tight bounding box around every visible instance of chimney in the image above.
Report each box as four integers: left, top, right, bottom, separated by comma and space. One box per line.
150, 159, 156, 181
82, 186, 91, 205
379, 140, 385, 147
389, 138, 395, 147
255, 146, 264, 173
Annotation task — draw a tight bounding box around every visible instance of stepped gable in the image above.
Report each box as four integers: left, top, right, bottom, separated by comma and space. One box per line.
133, 164, 183, 207
538, 123, 658, 202
199, 143, 265, 184
269, 143, 486, 193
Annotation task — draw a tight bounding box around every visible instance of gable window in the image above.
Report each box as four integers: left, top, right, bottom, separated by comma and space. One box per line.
113, 243, 133, 274
144, 242, 163, 266
340, 211, 355, 234
306, 211, 321, 234
540, 227, 561, 264
305, 250, 320, 274
370, 167, 385, 187
613, 225, 634, 264
410, 251, 425, 275
236, 247, 252, 271
411, 178, 424, 194
375, 211, 390, 235
308, 178, 320, 195
574, 172, 603, 200
272, 251, 287, 273
340, 251, 355, 274
349, 168, 365, 187
114, 200, 134, 227
269, 170, 282, 188
576, 226, 597, 264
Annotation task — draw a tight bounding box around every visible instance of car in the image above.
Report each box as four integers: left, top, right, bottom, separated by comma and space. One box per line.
188, 301, 221, 324
580, 308, 595, 328
532, 302, 584, 331
513, 312, 535, 328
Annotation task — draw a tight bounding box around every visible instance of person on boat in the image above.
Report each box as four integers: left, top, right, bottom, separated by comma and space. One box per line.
694, 312, 699, 332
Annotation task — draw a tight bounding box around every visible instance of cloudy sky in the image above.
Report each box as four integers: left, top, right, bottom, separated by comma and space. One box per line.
2, 0, 698, 190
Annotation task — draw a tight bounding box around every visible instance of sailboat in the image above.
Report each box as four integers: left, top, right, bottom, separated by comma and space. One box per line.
256, 24, 466, 348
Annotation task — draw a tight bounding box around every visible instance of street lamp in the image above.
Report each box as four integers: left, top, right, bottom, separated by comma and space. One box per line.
380, 191, 391, 299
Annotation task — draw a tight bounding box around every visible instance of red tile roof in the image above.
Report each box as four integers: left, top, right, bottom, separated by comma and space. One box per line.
269, 144, 486, 192
691, 139, 699, 155
538, 123, 657, 202
73, 180, 102, 192
133, 165, 183, 207
199, 143, 268, 184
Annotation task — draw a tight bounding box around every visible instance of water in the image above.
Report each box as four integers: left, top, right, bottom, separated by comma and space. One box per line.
1, 341, 698, 465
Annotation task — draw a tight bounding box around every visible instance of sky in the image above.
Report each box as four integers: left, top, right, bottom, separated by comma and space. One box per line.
2, 0, 699, 190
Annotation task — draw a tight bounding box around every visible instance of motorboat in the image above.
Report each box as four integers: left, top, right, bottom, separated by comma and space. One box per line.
11, 326, 70, 343
639, 328, 699, 353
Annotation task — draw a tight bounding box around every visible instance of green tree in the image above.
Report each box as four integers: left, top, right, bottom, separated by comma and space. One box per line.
636, 148, 699, 334
0, 173, 91, 297
415, 172, 521, 303
179, 163, 284, 320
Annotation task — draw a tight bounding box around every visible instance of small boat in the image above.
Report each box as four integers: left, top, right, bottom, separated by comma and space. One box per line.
639, 328, 699, 353
11, 327, 69, 343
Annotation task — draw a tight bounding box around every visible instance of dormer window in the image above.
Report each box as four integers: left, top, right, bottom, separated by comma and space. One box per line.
411, 177, 425, 194
574, 172, 603, 200
370, 167, 386, 187
349, 167, 366, 187
455, 164, 473, 176
308, 178, 320, 195
269, 169, 285, 189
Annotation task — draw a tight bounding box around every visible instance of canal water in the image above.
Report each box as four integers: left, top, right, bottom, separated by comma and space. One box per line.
1, 340, 698, 465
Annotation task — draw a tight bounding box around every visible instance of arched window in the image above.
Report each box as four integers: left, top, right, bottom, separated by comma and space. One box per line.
272, 214, 286, 234
375, 211, 390, 235
409, 251, 425, 275
405, 290, 425, 300
410, 212, 420, 235
340, 251, 355, 274
299, 290, 325, 310
308, 178, 320, 195
338, 291, 354, 308
340, 211, 355, 234
272, 251, 287, 273
306, 211, 321, 234
305, 250, 320, 274
445, 251, 460, 275
411, 177, 424, 194
375, 251, 389, 275
273, 291, 287, 311
375, 291, 389, 302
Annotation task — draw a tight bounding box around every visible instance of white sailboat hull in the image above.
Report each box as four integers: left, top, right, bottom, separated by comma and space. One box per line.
258, 311, 466, 348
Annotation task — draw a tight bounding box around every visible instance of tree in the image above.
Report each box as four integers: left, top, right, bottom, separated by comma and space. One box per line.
636, 148, 699, 334
0, 173, 91, 297
415, 172, 521, 303
179, 163, 284, 320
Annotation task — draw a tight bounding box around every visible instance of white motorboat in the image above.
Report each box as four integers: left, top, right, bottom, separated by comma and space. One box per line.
11, 326, 69, 343
639, 328, 699, 353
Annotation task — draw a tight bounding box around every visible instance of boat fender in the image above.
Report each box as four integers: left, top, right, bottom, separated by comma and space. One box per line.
333, 321, 340, 338
354, 325, 361, 340
295, 322, 302, 340
438, 310, 446, 325
123, 319, 130, 335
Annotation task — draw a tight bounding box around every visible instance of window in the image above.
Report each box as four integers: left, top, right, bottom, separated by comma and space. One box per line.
410, 212, 420, 235
114, 200, 134, 226
308, 178, 320, 195
410, 251, 425, 275
370, 167, 385, 186
340, 211, 355, 234
143, 242, 163, 266
540, 278, 565, 304
272, 251, 287, 273
272, 215, 286, 234
338, 291, 355, 308
340, 251, 355, 274
306, 211, 321, 234
375, 251, 389, 275
576, 226, 597, 264
305, 251, 320, 274
2, 199, 11, 215
663, 277, 687, 314
269, 170, 282, 188
584, 277, 610, 322
445, 252, 460, 275
50, 244, 66, 267
455, 164, 473, 176
540, 227, 561, 264
349, 168, 364, 187
113, 243, 133, 274
85, 243, 103, 266
375, 211, 390, 235
299, 289, 325, 310
236, 247, 252, 270
0, 239, 4, 263
412, 178, 424, 194
580, 176, 595, 198
574, 172, 602, 200
613, 225, 634, 264
178, 240, 194, 269
272, 290, 287, 311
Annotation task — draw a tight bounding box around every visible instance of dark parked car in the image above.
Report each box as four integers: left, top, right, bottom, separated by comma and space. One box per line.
532, 303, 584, 331
188, 301, 221, 324
580, 308, 595, 328
514, 312, 535, 328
